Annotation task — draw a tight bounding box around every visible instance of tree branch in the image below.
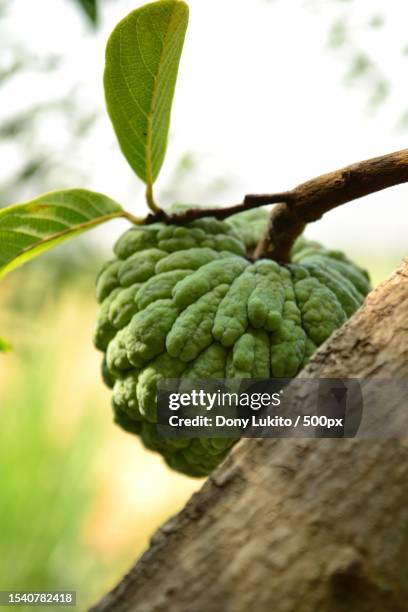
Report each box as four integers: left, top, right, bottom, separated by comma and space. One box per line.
143, 192, 293, 225
255, 147, 408, 261
144, 148, 408, 262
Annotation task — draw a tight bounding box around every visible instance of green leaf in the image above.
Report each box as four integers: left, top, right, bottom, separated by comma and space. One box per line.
74, 0, 98, 25
104, 0, 189, 192
0, 189, 125, 279
0, 337, 11, 353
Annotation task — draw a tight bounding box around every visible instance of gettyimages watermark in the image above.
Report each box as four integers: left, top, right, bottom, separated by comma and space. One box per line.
157, 379, 408, 439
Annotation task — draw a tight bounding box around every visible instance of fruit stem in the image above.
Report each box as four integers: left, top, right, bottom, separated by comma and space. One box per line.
146, 184, 162, 214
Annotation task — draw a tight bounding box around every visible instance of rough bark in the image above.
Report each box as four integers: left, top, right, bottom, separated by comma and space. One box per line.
92, 260, 408, 612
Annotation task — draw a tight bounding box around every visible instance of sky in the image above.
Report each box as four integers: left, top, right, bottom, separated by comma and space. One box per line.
1, 0, 407, 270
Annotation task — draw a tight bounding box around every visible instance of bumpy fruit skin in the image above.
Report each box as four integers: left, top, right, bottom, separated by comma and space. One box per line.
94, 209, 370, 477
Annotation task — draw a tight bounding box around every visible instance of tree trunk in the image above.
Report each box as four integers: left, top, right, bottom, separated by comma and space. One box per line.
92, 259, 408, 612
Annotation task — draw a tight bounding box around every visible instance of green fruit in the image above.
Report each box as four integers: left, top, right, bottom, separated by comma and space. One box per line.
94, 209, 370, 477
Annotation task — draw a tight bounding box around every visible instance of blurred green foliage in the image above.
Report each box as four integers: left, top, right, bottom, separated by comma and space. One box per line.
1, 244, 102, 314
267, 0, 408, 123
0, 338, 104, 609
327, 14, 389, 110
0, 5, 109, 601
0, 0, 98, 207
323, 1, 407, 119
0, 336, 11, 352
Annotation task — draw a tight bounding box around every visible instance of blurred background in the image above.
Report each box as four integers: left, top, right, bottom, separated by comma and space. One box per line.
0, 0, 407, 608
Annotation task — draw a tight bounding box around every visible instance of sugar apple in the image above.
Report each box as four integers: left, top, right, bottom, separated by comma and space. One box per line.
94, 209, 370, 477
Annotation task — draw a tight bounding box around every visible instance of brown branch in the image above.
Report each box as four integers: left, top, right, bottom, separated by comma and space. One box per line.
255, 147, 408, 261
144, 147, 408, 262
143, 192, 293, 225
